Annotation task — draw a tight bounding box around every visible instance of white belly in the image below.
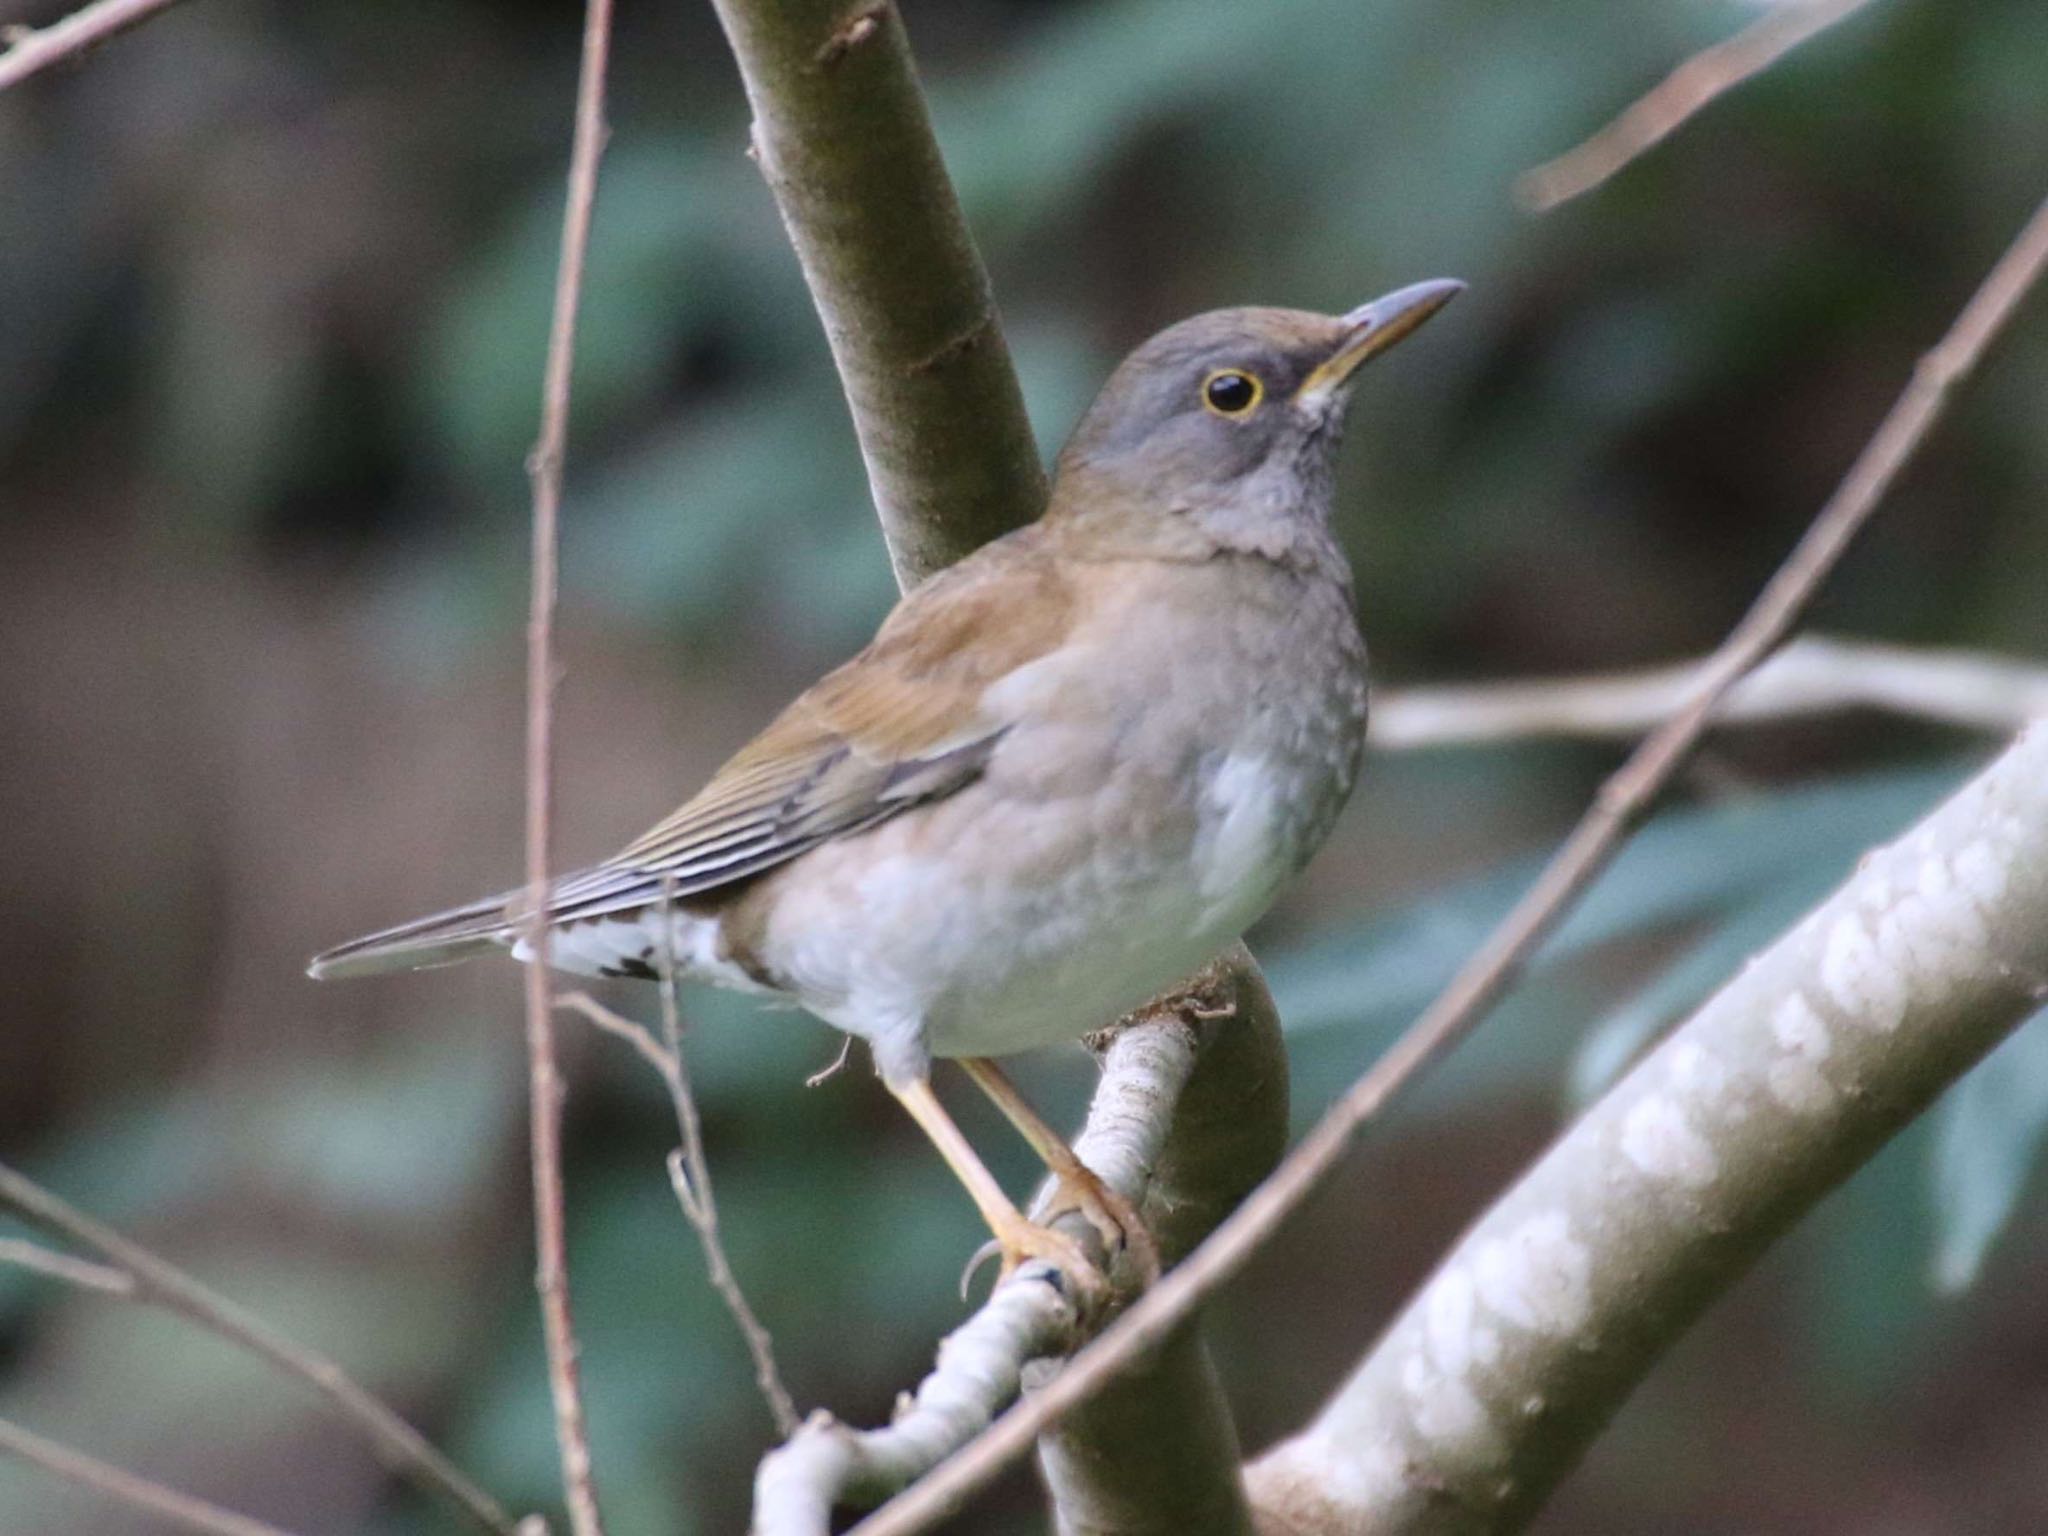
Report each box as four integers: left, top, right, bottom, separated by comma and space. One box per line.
756, 741, 1326, 1078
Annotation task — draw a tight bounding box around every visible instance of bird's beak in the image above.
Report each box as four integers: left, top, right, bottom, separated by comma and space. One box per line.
1295, 278, 1465, 404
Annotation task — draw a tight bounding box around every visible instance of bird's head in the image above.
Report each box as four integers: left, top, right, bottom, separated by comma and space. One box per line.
1048, 279, 1462, 559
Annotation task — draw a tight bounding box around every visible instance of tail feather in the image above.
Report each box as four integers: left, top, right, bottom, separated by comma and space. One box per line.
307, 893, 516, 980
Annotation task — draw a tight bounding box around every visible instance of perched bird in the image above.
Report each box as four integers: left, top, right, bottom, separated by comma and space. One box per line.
311, 279, 1462, 1287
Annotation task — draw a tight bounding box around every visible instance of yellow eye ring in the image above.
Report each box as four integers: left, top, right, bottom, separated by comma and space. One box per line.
1201, 368, 1264, 417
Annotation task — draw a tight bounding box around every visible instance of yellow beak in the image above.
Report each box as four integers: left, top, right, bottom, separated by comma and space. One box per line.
1295, 278, 1465, 403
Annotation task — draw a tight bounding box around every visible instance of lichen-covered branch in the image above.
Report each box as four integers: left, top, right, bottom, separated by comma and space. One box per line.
752, 1265, 1076, 1536
753, 950, 1284, 1535
1035, 950, 1287, 1536
703, 0, 1045, 587
1246, 724, 2048, 1535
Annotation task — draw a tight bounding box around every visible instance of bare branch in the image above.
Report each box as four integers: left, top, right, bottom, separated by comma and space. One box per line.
1516, 0, 1882, 212
702, 0, 1045, 587
0, 1162, 518, 1535
519, 0, 616, 1531
1371, 635, 2048, 751
849, 188, 2048, 1536
0, 0, 187, 93
0, 1236, 135, 1296
555, 988, 800, 1437
0, 1417, 303, 1536
1247, 724, 2048, 1533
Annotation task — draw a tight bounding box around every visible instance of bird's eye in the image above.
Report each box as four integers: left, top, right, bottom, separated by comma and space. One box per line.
1201, 369, 1264, 417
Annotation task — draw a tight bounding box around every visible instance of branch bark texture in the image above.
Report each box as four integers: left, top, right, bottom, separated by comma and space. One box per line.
703, 0, 1045, 587
1247, 724, 2048, 1534
1035, 948, 1287, 1536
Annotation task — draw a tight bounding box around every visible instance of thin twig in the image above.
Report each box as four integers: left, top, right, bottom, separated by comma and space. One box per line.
0, 1235, 136, 1295
555, 987, 800, 1437
557, 992, 672, 1078
0, 1163, 518, 1535
0, 1418, 302, 1536
651, 885, 800, 1434
1371, 634, 2048, 750
519, 0, 615, 1532
850, 191, 2048, 1536
0, 0, 185, 93
1516, 0, 1880, 211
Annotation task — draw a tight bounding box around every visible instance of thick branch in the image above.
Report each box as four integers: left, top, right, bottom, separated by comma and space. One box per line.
1246, 723, 2048, 1534
703, 0, 1045, 587
1371, 635, 2048, 750
752, 950, 1283, 1535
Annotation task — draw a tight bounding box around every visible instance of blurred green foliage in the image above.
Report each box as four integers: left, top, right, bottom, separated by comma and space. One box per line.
5, 0, 2048, 1532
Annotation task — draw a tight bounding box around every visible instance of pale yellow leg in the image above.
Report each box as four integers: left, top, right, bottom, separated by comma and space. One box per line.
957, 1057, 1161, 1286
887, 1076, 1101, 1293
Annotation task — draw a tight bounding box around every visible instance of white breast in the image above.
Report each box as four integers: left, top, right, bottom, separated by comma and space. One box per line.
1195, 753, 1296, 923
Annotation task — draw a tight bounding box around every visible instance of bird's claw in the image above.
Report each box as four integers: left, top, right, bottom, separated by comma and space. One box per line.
958, 1215, 1108, 1304
1035, 1169, 1162, 1289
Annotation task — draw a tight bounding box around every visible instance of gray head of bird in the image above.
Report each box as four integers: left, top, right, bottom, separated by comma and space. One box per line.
1046, 278, 1463, 558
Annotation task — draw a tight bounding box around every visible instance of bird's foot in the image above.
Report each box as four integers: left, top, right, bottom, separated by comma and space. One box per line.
1035, 1164, 1161, 1289
959, 1211, 1107, 1304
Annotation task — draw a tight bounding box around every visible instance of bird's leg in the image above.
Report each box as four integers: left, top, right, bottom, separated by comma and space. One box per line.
957, 1057, 1161, 1287
885, 1075, 1103, 1297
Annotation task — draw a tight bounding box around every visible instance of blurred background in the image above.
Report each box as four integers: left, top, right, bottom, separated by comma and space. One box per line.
4, 0, 2047, 1530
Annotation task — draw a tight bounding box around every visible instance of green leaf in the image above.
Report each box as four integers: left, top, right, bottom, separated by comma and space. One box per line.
1927, 1008, 2048, 1294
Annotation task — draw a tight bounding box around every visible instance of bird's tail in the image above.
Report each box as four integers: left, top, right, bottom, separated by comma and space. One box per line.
307, 893, 516, 980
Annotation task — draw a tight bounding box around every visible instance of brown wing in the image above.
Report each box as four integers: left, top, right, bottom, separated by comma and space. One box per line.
307, 529, 1077, 979
534, 527, 1077, 924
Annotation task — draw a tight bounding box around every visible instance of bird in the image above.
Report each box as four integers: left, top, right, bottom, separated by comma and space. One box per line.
310, 278, 1462, 1291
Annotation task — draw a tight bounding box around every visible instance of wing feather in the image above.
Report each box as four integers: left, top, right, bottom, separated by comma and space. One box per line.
308, 526, 1075, 977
